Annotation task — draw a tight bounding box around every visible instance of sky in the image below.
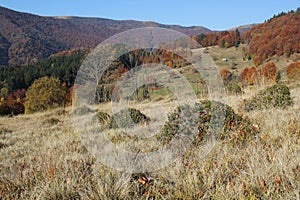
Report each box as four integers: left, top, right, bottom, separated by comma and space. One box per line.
0, 0, 299, 30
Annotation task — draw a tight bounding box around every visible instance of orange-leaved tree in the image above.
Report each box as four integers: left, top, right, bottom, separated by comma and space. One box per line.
220, 68, 232, 83
240, 67, 258, 85
261, 62, 277, 82
286, 62, 300, 81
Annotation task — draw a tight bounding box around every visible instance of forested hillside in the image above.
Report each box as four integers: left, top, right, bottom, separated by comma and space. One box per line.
242, 8, 300, 66
193, 8, 300, 66
0, 49, 88, 92
0, 6, 211, 66
0, 8, 299, 116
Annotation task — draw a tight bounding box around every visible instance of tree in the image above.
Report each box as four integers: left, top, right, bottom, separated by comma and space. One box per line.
0, 89, 26, 116
240, 67, 258, 85
253, 56, 263, 67
220, 68, 232, 84
221, 39, 226, 48
235, 29, 241, 47
261, 62, 277, 82
25, 76, 66, 114
240, 67, 249, 83
242, 12, 300, 65
286, 62, 300, 81
247, 67, 258, 85
6, 89, 26, 115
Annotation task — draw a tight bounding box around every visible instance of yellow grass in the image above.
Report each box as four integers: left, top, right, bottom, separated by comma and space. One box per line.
1, 47, 299, 199
1, 82, 300, 199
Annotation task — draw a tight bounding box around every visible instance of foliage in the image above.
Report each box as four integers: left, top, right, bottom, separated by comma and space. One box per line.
242, 11, 300, 65
0, 89, 26, 115
0, 6, 209, 65
108, 108, 150, 129
220, 68, 232, 84
253, 56, 263, 67
267, 9, 296, 22
133, 85, 150, 101
244, 84, 293, 111
240, 67, 258, 85
113, 48, 189, 72
0, 49, 86, 114
194, 30, 240, 48
158, 100, 258, 144
96, 48, 189, 103
24, 76, 67, 114
95, 111, 111, 126
261, 62, 277, 82
95, 84, 115, 103
226, 82, 243, 94
286, 62, 300, 81
0, 102, 10, 115
240, 63, 278, 86
0, 49, 88, 92
0, 47, 190, 106
43, 118, 60, 125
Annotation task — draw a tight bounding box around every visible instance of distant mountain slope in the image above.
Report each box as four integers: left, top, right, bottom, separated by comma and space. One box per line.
0, 6, 211, 66
228, 24, 257, 34
242, 9, 300, 66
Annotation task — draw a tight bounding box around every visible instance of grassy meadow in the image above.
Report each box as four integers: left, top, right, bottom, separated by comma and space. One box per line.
1, 46, 300, 199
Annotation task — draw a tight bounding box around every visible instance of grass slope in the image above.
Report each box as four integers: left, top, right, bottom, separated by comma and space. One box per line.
1, 85, 300, 199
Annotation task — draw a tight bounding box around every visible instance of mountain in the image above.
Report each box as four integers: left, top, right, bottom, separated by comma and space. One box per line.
0, 6, 211, 66
228, 24, 257, 34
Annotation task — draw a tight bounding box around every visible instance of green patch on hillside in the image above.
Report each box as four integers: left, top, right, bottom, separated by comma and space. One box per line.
244, 84, 293, 111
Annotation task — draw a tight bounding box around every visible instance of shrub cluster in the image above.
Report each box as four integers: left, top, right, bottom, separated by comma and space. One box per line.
95, 111, 111, 126
286, 62, 300, 81
226, 82, 243, 94
244, 84, 293, 111
108, 108, 150, 129
158, 100, 258, 144
43, 118, 60, 125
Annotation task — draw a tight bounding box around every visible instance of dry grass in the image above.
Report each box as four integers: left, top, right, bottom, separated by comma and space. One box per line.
1, 83, 300, 199
208, 44, 254, 73
207, 45, 300, 82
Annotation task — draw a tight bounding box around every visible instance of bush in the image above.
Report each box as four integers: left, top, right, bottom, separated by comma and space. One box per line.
25, 77, 66, 114
95, 111, 111, 126
43, 118, 60, 125
261, 62, 277, 82
157, 100, 258, 144
0, 102, 11, 115
0, 89, 26, 116
226, 82, 243, 94
108, 108, 150, 129
286, 62, 300, 81
240, 67, 258, 85
244, 84, 293, 111
220, 68, 232, 84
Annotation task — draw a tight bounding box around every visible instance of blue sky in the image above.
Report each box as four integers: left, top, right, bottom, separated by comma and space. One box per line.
1, 0, 299, 30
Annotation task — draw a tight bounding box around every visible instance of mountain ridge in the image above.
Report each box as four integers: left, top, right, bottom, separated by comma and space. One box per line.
0, 6, 214, 66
